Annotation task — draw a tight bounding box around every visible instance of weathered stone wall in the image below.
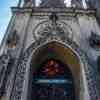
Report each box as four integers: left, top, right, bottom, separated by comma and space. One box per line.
0, 7, 100, 100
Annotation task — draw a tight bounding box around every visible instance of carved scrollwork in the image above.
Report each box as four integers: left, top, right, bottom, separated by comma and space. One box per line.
33, 20, 73, 41
33, 21, 51, 40
0, 54, 10, 97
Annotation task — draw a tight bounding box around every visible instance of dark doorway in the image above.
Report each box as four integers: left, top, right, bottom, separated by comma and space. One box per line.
30, 59, 76, 100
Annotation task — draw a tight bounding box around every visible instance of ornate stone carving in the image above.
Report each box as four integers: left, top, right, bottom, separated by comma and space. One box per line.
33, 20, 73, 41
0, 54, 10, 97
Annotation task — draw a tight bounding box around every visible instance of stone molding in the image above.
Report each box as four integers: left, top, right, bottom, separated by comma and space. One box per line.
11, 7, 96, 16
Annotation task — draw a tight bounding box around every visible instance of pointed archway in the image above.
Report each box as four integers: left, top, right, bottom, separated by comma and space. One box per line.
29, 41, 81, 100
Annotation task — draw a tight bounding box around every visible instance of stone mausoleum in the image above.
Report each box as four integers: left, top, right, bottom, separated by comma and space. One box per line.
0, 0, 100, 100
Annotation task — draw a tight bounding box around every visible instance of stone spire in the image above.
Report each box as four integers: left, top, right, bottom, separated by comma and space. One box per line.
40, 0, 66, 8
71, 0, 83, 8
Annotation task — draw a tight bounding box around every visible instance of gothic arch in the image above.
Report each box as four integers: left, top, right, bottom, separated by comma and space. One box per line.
29, 41, 80, 100
11, 38, 91, 100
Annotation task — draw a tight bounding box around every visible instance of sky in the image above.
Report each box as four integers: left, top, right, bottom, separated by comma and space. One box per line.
0, 0, 40, 43
0, 0, 84, 44
0, 0, 18, 43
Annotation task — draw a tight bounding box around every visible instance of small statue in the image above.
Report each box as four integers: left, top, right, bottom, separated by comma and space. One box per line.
89, 31, 100, 48
6, 30, 19, 49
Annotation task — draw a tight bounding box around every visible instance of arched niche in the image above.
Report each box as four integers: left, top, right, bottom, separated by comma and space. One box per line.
30, 41, 81, 100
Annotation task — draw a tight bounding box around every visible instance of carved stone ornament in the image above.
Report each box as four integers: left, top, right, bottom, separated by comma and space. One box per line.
33, 20, 73, 41
0, 54, 10, 97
